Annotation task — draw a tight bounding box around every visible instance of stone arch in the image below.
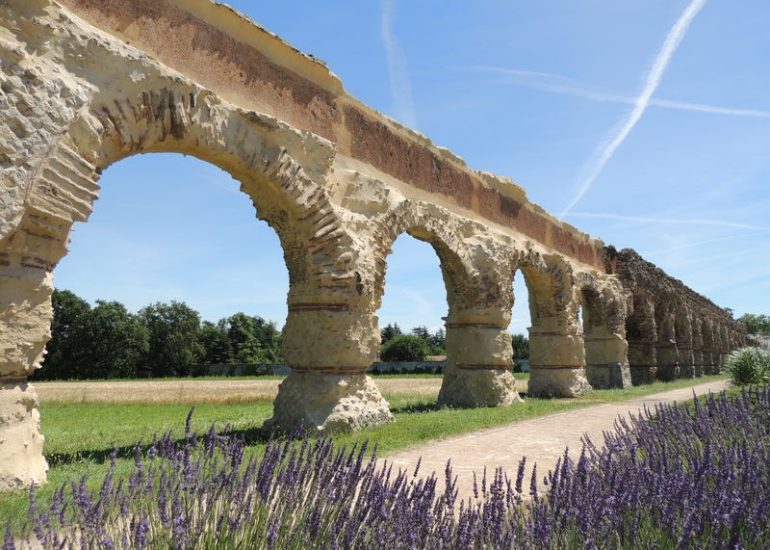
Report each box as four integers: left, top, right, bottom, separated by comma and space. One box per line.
517, 253, 591, 397
674, 306, 695, 379
0, 80, 392, 489
574, 273, 630, 389
625, 291, 657, 385
374, 200, 486, 324
373, 201, 520, 408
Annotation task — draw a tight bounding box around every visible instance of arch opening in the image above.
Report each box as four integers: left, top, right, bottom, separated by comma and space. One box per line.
376, 233, 448, 368
39, 152, 291, 381
375, 221, 521, 408
516, 262, 590, 397
510, 271, 531, 374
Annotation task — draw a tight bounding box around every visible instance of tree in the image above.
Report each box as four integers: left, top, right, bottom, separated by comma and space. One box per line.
252, 316, 282, 363
738, 314, 770, 335
67, 301, 149, 378
224, 313, 282, 364
381, 323, 402, 345
411, 326, 431, 340
226, 313, 264, 364
139, 301, 202, 377
511, 333, 529, 360
427, 328, 446, 355
39, 289, 92, 379
381, 335, 430, 362
41, 295, 148, 379
197, 321, 232, 365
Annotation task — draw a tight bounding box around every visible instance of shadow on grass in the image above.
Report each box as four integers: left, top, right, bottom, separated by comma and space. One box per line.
390, 401, 442, 414
45, 424, 277, 468
389, 397, 533, 414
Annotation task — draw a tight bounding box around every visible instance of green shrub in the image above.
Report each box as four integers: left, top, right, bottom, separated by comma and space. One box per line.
380, 335, 430, 362
725, 347, 770, 385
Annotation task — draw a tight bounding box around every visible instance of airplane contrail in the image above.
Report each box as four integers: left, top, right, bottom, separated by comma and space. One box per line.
560, 0, 708, 217
565, 211, 770, 232
460, 66, 770, 118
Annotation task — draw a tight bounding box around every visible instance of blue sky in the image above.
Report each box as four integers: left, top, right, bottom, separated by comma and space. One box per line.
55, 0, 770, 336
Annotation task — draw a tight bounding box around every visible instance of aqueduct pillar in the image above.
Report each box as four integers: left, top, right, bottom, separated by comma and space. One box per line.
625, 293, 658, 385
675, 308, 696, 379
580, 286, 631, 389
437, 264, 521, 408
655, 305, 680, 381
525, 260, 591, 398
691, 316, 705, 377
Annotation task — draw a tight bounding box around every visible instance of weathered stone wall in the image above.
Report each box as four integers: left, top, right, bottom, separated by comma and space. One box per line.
0, 0, 744, 490
605, 247, 745, 381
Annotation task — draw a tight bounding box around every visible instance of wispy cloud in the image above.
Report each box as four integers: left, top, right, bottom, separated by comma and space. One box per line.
645, 231, 770, 255
462, 65, 571, 82
560, 0, 708, 217
460, 66, 770, 119
565, 211, 770, 232
380, 0, 418, 128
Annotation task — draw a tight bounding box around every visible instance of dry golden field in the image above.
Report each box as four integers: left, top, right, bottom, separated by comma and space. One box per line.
32, 377, 489, 405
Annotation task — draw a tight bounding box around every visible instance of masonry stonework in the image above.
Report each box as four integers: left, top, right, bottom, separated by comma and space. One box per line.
0, 0, 746, 490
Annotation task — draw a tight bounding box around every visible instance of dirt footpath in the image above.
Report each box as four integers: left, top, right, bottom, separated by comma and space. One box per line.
383, 379, 730, 498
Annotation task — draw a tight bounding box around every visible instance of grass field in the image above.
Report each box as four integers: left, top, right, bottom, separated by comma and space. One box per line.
0, 373, 727, 528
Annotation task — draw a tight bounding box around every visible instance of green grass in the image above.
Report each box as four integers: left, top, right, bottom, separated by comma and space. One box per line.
0, 374, 726, 529
573, 374, 727, 403
42, 402, 274, 463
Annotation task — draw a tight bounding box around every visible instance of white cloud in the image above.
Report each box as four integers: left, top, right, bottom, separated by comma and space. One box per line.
381, 0, 418, 128
561, 0, 708, 217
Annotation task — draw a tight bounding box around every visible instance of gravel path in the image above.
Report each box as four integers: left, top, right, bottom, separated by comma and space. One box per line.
384, 379, 731, 498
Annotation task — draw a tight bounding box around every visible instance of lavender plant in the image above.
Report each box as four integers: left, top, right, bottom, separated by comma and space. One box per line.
7, 387, 770, 549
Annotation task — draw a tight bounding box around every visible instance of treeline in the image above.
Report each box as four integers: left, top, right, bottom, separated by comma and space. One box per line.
38, 289, 530, 380
739, 314, 770, 336
379, 323, 530, 362
37, 289, 282, 380
380, 324, 446, 361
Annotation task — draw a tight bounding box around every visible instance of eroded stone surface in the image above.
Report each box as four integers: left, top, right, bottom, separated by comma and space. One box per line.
528, 367, 591, 398
0, 382, 47, 491
267, 372, 393, 433
439, 367, 521, 408
606, 249, 744, 385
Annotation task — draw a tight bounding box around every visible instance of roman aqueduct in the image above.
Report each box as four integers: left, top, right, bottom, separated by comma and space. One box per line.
0, 0, 746, 489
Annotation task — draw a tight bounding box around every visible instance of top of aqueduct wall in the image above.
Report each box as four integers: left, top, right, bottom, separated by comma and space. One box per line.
59, 0, 606, 270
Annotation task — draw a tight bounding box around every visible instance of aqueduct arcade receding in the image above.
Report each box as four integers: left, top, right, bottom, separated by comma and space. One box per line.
0, 0, 747, 490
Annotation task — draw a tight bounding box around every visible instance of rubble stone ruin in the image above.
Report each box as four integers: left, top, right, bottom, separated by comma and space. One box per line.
0, 0, 746, 490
